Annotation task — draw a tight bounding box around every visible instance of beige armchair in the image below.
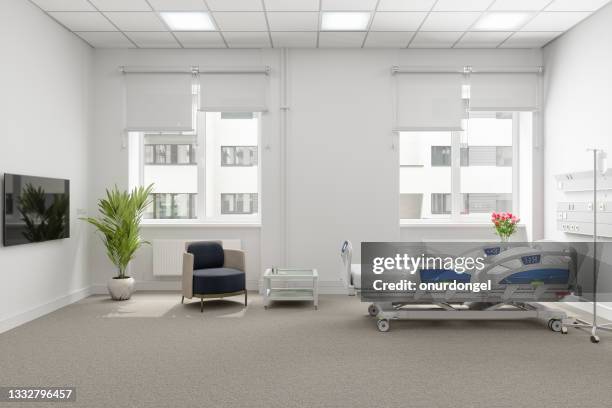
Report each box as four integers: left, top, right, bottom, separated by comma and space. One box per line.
182, 241, 247, 312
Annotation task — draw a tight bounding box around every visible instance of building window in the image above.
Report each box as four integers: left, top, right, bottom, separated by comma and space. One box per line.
400, 112, 521, 221
221, 193, 258, 214
130, 111, 261, 221
221, 146, 258, 167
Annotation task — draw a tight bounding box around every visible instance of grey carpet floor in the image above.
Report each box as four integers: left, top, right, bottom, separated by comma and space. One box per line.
1, 293, 612, 408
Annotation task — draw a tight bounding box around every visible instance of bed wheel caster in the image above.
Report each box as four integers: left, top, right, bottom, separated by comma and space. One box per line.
377, 319, 390, 332
548, 319, 563, 333
590, 335, 600, 343
368, 304, 378, 317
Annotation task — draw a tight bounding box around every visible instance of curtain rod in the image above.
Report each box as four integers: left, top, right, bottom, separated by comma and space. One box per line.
119, 65, 271, 75
391, 65, 543, 74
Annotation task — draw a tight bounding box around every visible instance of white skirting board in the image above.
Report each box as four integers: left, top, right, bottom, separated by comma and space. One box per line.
0, 286, 93, 334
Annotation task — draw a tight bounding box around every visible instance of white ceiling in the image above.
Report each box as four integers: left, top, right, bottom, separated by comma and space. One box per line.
29, 0, 611, 49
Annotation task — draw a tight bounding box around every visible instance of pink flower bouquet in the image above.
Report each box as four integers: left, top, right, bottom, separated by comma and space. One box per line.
491, 212, 520, 242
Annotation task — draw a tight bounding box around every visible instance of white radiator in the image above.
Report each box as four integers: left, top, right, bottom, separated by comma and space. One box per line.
152, 239, 242, 277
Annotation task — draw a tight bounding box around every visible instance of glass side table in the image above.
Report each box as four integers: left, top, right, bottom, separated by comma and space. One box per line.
263, 268, 319, 310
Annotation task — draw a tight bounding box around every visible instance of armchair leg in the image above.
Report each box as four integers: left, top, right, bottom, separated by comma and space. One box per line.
244, 290, 248, 307
181, 296, 184, 304
200, 298, 204, 313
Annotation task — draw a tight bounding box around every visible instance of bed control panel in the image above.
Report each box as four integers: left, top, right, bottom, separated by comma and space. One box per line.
556, 202, 612, 237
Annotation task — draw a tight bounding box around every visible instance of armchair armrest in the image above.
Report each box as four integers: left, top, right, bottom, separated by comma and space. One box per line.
224, 249, 245, 272
182, 252, 194, 298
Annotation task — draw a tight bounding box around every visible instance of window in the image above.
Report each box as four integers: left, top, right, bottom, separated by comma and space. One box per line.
130, 111, 261, 222
400, 112, 521, 222
221, 193, 258, 214
221, 146, 258, 166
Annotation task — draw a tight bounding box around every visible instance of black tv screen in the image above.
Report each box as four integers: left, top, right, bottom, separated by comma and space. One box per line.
3, 174, 70, 246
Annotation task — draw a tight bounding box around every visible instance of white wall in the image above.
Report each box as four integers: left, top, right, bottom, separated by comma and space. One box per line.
89, 48, 541, 292
542, 3, 612, 317
0, 0, 92, 332
543, 3, 612, 241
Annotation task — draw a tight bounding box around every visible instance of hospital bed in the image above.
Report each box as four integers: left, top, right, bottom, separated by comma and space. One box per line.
340, 241, 576, 333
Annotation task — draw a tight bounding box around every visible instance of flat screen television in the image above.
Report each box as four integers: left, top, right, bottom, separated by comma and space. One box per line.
3, 174, 70, 247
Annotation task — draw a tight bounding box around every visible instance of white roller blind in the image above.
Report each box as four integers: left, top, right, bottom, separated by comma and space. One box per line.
395, 73, 465, 131
125, 73, 194, 132
469, 73, 539, 111
199, 73, 267, 112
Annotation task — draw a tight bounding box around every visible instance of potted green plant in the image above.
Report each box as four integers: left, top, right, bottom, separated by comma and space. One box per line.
83, 185, 153, 300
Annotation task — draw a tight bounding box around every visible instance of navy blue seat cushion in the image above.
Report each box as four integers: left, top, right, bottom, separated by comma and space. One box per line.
188, 242, 225, 270
193, 268, 246, 295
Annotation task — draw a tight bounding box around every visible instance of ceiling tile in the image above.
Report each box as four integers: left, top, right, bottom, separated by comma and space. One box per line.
271, 32, 318, 47
364, 31, 414, 47
521, 12, 591, 31
433, 0, 494, 11
420, 12, 481, 31
148, 0, 208, 11
30, 0, 95, 11
489, 0, 550, 11
454, 31, 511, 48
75, 31, 134, 47
377, 0, 436, 11
370, 12, 426, 31
546, 0, 611, 11
321, 0, 378, 11
318, 31, 366, 47
213, 12, 268, 31
173, 31, 226, 47
409, 31, 462, 47
48, 12, 117, 31
125, 32, 180, 47
267, 12, 319, 31
206, 0, 263, 11
89, 0, 151, 11
500, 31, 563, 47
223, 32, 271, 47
264, 0, 319, 11
104, 12, 167, 30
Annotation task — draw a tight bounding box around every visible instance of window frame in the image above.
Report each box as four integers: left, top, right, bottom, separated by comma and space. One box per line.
399, 112, 520, 224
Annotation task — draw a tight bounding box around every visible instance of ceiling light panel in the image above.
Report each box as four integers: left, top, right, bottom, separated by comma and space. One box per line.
88, 0, 151, 11
370, 12, 427, 31
318, 32, 367, 47
104, 12, 167, 31
75, 31, 134, 47
48, 11, 117, 31
206, 0, 263, 11
148, 0, 208, 11
172, 32, 226, 47
160, 12, 216, 30
30, 0, 95, 11
521, 12, 591, 31
377, 0, 436, 11
223, 32, 271, 48
266, 12, 319, 31
264, 0, 320, 11
500, 31, 562, 47
364, 31, 414, 47
455, 31, 511, 48
489, 0, 550, 11
420, 12, 481, 31
271, 32, 318, 47
409, 31, 463, 47
321, 0, 378, 11
546, 0, 611, 11
473, 12, 533, 31
321, 12, 371, 31
212, 12, 268, 31
433, 0, 494, 11
126, 32, 180, 47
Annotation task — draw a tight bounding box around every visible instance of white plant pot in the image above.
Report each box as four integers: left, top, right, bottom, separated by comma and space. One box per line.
107, 277, 135, 300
